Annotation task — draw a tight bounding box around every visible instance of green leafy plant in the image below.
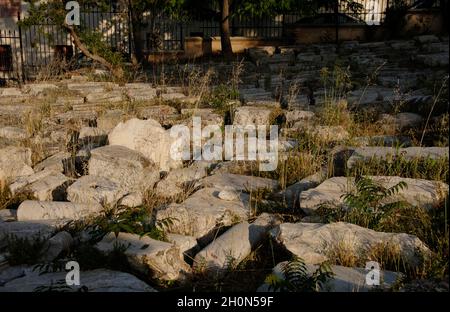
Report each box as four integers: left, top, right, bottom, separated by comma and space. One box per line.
90, 204, 173, 241
265, 257, 334, 292
205, 84, 240, 115
319, 176, 409, 229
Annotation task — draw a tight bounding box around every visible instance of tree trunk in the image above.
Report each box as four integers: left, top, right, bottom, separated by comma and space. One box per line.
219, 0, 233, 59
129, 2, 144, 65
64, 24, 124, 80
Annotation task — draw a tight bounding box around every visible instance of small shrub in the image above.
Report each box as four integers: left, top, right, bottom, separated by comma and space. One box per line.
317, 176, 409, 229
38, 101, 52, 118
23, 111, 43, 137
6, 234, 48, 265
205, 84, 239, 114
90, 203, 169, 242
265, 257, 334, 292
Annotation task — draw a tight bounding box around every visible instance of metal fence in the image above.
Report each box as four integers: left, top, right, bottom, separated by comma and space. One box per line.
1, 3, 130, 82
0, 27, 23, 82
140, 0, 394, 53
0, 0, 443, 82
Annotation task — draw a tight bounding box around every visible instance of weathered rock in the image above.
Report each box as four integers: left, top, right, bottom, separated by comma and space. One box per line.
353, 135, 412, 147
155, 164, 207, 198
96, 110, 125, 133
414, 35, 439, 44
9, 169, 72, 201
347, 146, 448, 168
257, 262, 401, 292
0, 265, 28, 286
41, 231, 73, 262
155, 187, 249, 241
9, 169, 55, 194
0, 221, 56, 248
297, 53, 322, 63
55, 96, 84, 106
137, 105, 178, 126
95, 232, 191, 281
378, 113, 423, 132
67, 82, 112, 93
0, 209, 16, 222
0, 88, 23, 97
271, 222, 430, 267
181, 108, 224, 127
120, 192, 144, 207
0, 147, 33, 181
278, 139, 299, 152
78, 127, 108, 149
299, 176, 448, 214
85, 90, 124, 103
160, 92, 189, 101
17, 200, 102, 221
0, 269, 156, 292
201, 173, 279, 192
89, 145, 160, 194
417, 53, 449, 67
0, 127, 28, 140
194, 213, 281, 273
33, 152, 73, 174
126, 86, 157, 101
308, 126, 349, 142
67, 175, 128, 206
285, 110, 315, 126
25, 83, 58, 96
233, 106, 273, 126
108, 118, 182, 171
218, 189, 240, 201
347, 86, 395, 106
166, 233, 199, 257
55, 110, 97, 126
277, 168, 328, 209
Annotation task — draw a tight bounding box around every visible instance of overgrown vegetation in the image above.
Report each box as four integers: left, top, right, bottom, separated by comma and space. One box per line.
265, 257, 334, 292
89, 203, 169, 242
317, 176, 449, 282
5, 234, 48, 265
348, 156, 449, 183
185, 238, 292, 292
0, 181, 36, 210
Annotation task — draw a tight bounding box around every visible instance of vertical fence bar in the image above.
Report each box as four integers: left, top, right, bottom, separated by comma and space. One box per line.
18, 11, 25, 83
335, 0, 339, 49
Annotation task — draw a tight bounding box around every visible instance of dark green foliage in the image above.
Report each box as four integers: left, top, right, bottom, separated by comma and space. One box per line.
6, 234, 48, 265
317, 176, 449, 280
342, 176, 408, 216
265, 257, 334, 292
383, 0, 409, 38
185, 237, 293, 292
78, 30, 124, 66
318, 176, 408, 229
204, 84, 239, 115
90, 205, 169, 241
